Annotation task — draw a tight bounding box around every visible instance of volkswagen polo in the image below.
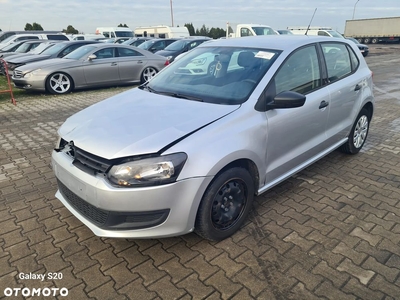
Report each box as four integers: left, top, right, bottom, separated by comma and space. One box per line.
52, 35, 374, 241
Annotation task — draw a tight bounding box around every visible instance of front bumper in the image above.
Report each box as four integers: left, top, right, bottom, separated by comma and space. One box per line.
11, 75, 47, 91
52, 150, 212, 238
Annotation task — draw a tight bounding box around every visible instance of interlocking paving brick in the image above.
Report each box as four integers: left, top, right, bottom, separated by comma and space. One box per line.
337, 258, 375, 285
205, 270, 243, 299
315, 281, 356, 300
312, 261, 350, 288
148, 275, 187, 299
118, 278, 158, 300
159, 257, 194, 284
369, 275, 400, 299
103, 262, 138, 289
362, 256, 400, 283
332, 242, 367, 265
131, 260, 167, 287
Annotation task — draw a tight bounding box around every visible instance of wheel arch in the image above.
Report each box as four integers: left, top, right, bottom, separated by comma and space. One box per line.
362, 101, 374, 119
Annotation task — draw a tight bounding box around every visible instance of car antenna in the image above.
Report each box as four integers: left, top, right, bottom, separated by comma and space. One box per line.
305, 8, 318, 35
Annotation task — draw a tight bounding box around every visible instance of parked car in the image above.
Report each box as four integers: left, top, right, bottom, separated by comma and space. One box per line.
346, 37, 369, 57
50, 36, 374, 241
0, 40, 29, 54
0, 33, 69, 50
0, 41, 62, 75
137, 38, 179, 53
277, 29, 293, 35
12, 43, 170, 94
155, 37, 212, 62
4, 40, 99, 72
122, 37, 152, 47
0, 40, 49, 59
0, 30, 63, 43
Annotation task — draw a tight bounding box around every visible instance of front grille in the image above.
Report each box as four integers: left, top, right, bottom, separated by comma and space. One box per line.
73, 146, 111, 174
57, 179, 109, 226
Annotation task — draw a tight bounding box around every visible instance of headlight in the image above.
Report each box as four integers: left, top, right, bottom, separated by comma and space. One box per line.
24, 68, 42, 78
107, 153, 187, 187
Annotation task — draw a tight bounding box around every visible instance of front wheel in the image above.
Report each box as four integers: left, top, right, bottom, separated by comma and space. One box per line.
195, 167, 255, 241
46, 72, 73, 94
141, 67, 158, 83
340, 108, 370, 154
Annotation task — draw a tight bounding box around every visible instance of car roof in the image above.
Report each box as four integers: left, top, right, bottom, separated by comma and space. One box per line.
196, 35, 350, 51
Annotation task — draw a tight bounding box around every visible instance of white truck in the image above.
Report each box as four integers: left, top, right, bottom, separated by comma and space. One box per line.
134, 26, 189, 38
226, 23, 277, 38
344, 17, 400, 44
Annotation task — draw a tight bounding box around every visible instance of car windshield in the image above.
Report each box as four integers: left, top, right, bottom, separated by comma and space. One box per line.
327, 30, 343, 38
0, 35, 19, 44
164, 40, 187, 51
137, 40, 156, 50
15, 42, 35, 53
347, 37, 359, 44
41, 43, 67, 55
1, 42, 22, 51
145, 46, 281, 105
252, 27, 278, 35
63, 45, 97, 59
29, 43, 53, 54
115, 31, 134, 38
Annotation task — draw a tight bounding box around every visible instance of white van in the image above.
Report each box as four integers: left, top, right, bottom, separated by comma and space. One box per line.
134, 26, 189, 38
288, 26, 344, 38
69, 34, 106, 41
95, 27, 133, 39
0, 33, 69, 49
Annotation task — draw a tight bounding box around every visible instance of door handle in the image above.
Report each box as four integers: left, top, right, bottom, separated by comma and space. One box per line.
111, 62, 117, 66
319, 100, 329, 109
137, 60, 143, 64
354, 84, 362, 91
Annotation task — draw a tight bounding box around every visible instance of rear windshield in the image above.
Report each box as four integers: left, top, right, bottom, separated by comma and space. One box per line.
164, 40, 187, 51
115, 31, 134, 38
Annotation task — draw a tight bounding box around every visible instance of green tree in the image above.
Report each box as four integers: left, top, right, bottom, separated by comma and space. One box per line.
32, 22, 44, 30
117, 23, 129, 28
62, 25, 79, 34
198, 24, 209, 37
25, 23, 33, 31
184, 23, 195, 36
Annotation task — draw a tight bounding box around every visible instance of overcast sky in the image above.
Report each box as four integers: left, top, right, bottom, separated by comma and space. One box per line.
1, 0, 400, 34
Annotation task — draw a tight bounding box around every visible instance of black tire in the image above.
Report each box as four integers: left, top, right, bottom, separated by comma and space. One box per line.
140, 66, 158, 83
195, 167, 255, 241
46, 72, 73, 94
357, 38, 363, 43
363, 38, 370, 44
371, 38, 378, 44
340, 108, 370, 154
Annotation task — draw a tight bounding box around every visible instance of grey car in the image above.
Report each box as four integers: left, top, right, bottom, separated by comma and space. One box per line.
52, 36, 374, 241
12, 43, 170, 94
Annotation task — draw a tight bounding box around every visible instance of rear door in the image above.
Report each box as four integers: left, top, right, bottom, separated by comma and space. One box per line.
321, 42, 363, 144
117, 47, 146, 82
83, 47, 120, 84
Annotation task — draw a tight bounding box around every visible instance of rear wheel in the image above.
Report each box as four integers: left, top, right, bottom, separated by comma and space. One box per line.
141, 67, 157, 83
195, 167, 255, 241
371, 38, 378, 44
46, 72, 73, 94
357, 38, 363, 43
340, 108, 370, 154
363, 38, 370, 44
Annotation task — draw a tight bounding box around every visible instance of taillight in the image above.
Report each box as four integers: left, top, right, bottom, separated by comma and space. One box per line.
164, 60, 169, 66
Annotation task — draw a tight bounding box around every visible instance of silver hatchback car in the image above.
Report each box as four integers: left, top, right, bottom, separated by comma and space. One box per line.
52, 36, 374, 241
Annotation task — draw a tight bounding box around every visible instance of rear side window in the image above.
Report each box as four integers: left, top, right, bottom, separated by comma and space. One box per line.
347, 45, 360, 71
117, 47, 143, 57
274, 45, 321, 95
321, 43, 352, 82
46, 35, 69, 40
16, 36, 39, 41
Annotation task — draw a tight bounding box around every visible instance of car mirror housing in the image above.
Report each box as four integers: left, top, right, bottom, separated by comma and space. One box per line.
266, 91, 306, 110
88, 54, 97, 61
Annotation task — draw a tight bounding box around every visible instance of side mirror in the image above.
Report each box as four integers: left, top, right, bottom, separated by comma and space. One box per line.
266, 91, 306, 110
87, 54, 97, 61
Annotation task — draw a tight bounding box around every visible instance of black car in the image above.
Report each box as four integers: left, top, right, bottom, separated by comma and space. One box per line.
155, 37, 212, 62
137, 38, 179, 53
5, 40, 99, 71
122, 37, 152, 47
346, 37, 369, 57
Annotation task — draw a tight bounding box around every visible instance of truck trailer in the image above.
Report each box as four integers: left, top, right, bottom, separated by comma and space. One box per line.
344, 17, 400, 44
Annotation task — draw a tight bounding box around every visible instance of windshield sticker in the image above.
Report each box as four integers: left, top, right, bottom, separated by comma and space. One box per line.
255, 51, 275, 60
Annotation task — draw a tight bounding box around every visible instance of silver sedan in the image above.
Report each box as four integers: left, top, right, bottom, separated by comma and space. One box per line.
12, 43, 170, 94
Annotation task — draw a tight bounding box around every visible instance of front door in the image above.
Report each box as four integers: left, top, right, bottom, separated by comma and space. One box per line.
83, 47, 120, 85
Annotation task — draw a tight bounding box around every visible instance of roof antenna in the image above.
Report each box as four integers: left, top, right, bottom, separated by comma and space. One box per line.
305, 8, 318, 35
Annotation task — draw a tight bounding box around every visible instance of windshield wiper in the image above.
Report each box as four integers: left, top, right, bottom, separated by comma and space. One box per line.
155, 91, 204, 102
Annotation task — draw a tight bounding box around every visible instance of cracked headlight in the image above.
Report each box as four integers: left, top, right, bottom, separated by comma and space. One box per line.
107, 153, 187, 187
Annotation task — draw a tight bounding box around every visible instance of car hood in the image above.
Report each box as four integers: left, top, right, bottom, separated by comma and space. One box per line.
156, 49, 178, 56
59, 88, 239, 159
8, 54, 51, 64
16, 58, 79, 73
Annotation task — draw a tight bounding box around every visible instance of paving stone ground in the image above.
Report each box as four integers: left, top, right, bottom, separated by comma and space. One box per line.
0, 46, 400, 300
